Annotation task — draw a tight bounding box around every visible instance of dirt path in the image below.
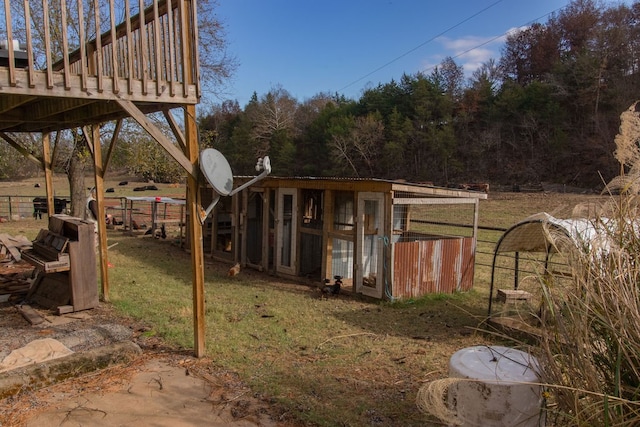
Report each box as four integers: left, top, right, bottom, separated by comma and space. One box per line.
19, 356, 283, 427
0, 302, 295, 427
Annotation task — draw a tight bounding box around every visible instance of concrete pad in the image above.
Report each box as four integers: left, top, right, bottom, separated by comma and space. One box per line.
0, 341, 142, 399
25, 359, 274, 427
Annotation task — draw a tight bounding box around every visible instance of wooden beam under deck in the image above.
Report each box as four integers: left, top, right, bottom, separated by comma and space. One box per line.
0, 94, 188, 133
0, 72, 197, 133
116, 99, 196, 179
8, 98, 98, 123
0, 95, 37, 114
0, 132, 42, 166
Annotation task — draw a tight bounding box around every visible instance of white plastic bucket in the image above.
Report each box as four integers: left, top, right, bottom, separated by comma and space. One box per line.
448, 345, 545, 426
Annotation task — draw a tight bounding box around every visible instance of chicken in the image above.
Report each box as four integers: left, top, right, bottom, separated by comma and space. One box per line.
151, 224, 167, 239
228, 262, 241, 277
320, 276, 341, 297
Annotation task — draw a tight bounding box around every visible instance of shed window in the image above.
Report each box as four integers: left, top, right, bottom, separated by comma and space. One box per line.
333, 191, 354, 231
302, 189, 323, 229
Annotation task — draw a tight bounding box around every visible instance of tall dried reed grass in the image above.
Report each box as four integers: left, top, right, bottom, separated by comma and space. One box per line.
532, 101, 640, 425
536, 193, 640, 425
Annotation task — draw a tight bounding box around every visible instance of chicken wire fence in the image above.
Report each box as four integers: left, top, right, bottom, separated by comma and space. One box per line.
391, 192, 477, 243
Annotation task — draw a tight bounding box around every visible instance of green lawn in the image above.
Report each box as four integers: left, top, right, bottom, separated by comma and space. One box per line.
1, 187, 612, 426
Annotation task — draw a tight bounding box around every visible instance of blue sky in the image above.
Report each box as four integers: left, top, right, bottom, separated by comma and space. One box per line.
215, 0, 629, 106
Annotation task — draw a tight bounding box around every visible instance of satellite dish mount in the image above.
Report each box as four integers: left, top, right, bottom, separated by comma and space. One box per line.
198, 148, 271, 224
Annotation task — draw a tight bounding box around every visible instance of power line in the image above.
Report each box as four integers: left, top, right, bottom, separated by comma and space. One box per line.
338, 0, 506, 93
419, 6, 566, 75
338, 1, 566, 94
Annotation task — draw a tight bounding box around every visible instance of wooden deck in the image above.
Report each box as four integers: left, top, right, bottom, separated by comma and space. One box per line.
0, 1, 209, 357
0, 0, 199, 133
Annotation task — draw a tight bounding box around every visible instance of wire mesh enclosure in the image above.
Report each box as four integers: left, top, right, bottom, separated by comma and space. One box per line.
390, 192, 479, 298
392, 196, 477, 242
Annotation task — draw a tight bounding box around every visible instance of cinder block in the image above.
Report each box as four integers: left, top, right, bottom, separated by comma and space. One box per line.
496, 289, 532, 303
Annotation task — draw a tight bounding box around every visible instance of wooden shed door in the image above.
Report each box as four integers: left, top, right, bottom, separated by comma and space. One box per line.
356, 192, 384, 298
276, 189, 297, 275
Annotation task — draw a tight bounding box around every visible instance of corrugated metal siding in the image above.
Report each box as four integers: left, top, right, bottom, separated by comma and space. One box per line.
392, 237, 475, 298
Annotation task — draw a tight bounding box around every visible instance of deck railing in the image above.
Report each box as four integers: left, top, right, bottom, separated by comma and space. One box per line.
0, 0, 199, 103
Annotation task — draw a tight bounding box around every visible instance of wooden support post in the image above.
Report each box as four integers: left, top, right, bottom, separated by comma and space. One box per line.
182, 0, 206, 358
163, 110, 187, 153
185, 103, 206, 357
236, 190, 243, 263
261, 189, 269, 273
384, 191, 393, 298
42, 133, 54, 217
90, 124, 110, 302
102, 119, 122, 172
323, 190, 334, 282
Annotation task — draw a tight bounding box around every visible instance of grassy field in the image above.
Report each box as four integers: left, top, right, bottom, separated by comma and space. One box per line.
0, 178, 612, 426
0, 174, 186, 198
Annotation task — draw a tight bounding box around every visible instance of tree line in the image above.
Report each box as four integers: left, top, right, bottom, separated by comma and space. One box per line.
199, 0, 640, 189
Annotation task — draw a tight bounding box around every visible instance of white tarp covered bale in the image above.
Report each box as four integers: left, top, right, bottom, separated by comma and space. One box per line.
494, 212, 614, 255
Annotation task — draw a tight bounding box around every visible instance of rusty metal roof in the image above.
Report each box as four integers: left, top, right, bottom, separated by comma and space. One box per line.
233, 175, 488, 199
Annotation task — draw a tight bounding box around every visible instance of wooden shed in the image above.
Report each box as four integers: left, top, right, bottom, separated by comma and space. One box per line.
199, 177, 488, 299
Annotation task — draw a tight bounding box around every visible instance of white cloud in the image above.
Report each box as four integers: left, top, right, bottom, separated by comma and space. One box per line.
430, 34, 507, 75
420, 26, 530, 76
440, 35, 498, 53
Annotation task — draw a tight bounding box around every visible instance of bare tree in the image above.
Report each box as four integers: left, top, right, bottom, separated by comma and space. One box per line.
197, 0, 238, 100
431, 57, 464, 101
330, 132, 359, 177
249, 86, 298, 156
351, 114, 385, 177
328, 113, 384, 177
470, 59, 502, 92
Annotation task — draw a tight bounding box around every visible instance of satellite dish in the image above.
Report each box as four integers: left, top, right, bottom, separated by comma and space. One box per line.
200, 148, 233, 196
198, 149, 272, 224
